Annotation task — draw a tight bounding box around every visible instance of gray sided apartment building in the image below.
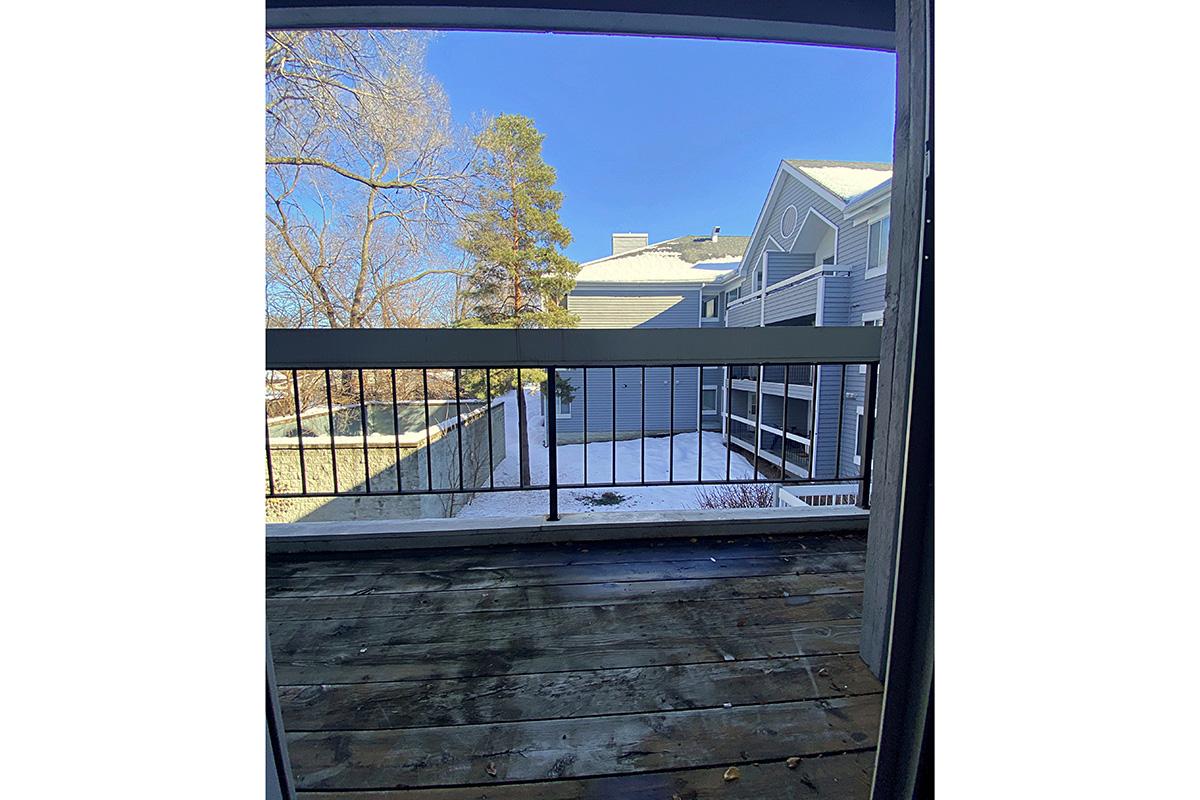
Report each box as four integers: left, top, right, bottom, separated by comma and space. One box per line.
553, 231, 748, 443
557, 160, 891, 496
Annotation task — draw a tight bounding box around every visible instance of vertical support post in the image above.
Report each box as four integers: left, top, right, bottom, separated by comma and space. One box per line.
546, 366, 559, 521
859, 361, 878, 509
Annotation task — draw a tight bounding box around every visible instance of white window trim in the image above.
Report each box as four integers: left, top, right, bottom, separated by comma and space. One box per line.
701, 385, 719, 414
860, 310, 883, 373
701, 295, 720, 320
555, 396, 572, 419
864, 215, 890, 280
853, 405, 865, 465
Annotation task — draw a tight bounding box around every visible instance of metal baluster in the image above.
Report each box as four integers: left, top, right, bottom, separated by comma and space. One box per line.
265, 410, 275, 496
517, 367, 527, 488
697, 365, 703, 482
357, 369, 371, 494
834, 364, 846, 480
390, 369, 401, 493
454, 368, 465, 490
753, 364, 763, 482
640, 366, 646, 483
422, 368, 433, 491
725, 364, 733, 482
859, 362, 879, 509
291, 369, 307, 494
668, 366, 675, 483
324, 369, 339, 494
781, 363, 791, 480
611, 366, 617, 485
547, 366, 559, 521
582, 367, 588, 486
485, 369, 495, 490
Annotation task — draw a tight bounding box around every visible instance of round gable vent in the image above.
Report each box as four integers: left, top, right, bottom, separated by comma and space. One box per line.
781, 205, 799, 239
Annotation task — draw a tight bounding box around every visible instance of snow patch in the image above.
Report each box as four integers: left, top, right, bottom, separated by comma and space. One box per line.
457, 389, 772, 517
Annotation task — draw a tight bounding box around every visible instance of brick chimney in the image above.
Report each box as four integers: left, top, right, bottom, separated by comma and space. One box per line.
611, 233, 649, 256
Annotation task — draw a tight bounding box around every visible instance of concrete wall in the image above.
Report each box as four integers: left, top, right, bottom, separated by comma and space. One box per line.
265, 402, 504, 522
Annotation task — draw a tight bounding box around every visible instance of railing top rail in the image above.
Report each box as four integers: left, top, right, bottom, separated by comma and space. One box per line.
266, 326, 883, 369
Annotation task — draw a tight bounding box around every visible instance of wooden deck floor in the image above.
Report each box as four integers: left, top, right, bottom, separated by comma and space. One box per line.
267, 531, 882, 799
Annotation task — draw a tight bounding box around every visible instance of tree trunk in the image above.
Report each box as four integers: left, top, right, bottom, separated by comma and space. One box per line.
515, 379, 531, 487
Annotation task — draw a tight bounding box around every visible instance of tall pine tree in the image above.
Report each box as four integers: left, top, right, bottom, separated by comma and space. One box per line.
457, 114, 579, 486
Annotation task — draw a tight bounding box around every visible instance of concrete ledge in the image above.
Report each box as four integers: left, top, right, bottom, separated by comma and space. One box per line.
266, 506, 869, 554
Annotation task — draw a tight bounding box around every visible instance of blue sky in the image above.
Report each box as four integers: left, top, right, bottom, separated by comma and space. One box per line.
427, 32, 896, 264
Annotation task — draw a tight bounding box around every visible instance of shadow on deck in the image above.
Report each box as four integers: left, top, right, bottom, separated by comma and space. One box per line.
267, 531, 882, 798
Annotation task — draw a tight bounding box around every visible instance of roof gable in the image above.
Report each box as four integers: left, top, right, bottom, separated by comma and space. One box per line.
737, 159, 893, 279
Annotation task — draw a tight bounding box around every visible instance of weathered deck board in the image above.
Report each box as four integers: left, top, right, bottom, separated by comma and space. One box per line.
287, 694, 881, 790
267, 571, 863, 621
271, 593, 863, 653
272, 618, 864, 684
268, 533, 867, 579
279, 652, 880, 731
269, 532, 879, 796
267, 551, 866, 598
297, 750, 875, 799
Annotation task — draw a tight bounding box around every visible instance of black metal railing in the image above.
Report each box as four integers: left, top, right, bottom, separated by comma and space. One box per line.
265, 327, 882, 520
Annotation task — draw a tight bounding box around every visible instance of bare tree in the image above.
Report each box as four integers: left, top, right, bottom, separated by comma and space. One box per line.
265, 30, 475, 329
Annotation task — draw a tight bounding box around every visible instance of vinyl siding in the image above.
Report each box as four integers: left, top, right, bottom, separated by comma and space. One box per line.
726, 299, 760, 328
764, 251, 814, 287
552, 366, 701, 444
764, 279, 819, 324
558, 286, 702, 440
568, 288, 699, 329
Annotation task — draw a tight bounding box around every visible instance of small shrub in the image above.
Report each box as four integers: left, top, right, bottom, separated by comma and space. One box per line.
695, 484, 775, 509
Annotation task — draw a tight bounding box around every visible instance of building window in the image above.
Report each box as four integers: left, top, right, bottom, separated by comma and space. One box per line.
556, 395, 572, 418
866, 216, 890, 279
702, 296, 719, 319
747, 394, 758, 420
702, 387, 718, 414
726, 287, 741, 305
854, 405, 865, 465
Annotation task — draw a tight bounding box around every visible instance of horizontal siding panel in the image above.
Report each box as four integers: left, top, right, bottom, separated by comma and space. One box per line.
764, 280, 818, 324
568, 289, 698, 329
726, 300, 760, 328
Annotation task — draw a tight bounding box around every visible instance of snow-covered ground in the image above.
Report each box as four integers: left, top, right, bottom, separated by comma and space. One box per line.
457, 388, 772, 517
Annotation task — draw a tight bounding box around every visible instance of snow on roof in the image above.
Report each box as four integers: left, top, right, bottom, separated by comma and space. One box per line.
786, 159, 892, 202
574, 235, 748, 284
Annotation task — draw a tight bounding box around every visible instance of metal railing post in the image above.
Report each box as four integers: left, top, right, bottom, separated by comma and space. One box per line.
546, 366, 560, 521
859, 361, 879, 509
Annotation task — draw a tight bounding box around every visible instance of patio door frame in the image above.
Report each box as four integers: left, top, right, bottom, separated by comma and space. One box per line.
263, 2, 932, 798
